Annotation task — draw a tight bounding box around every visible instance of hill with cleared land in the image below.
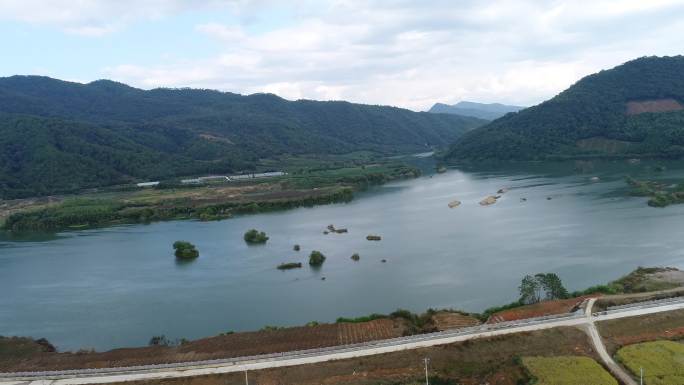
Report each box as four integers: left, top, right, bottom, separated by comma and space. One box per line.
445, 56, 684, 162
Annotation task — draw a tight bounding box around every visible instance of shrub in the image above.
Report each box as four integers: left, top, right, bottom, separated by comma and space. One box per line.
244, 229, 269, 244
277, 262, 303, 270
293, 244, 300, 251
173, 241, 199, 259
309, 250, 326, 266
351, 253, 360, 261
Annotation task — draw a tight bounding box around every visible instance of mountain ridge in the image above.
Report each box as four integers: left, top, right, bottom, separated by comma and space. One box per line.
429, 101, 524, 120
444, 56, 684, 162
0, 76, 486, 199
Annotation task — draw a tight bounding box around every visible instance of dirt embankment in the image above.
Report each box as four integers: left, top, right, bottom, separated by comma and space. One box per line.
626, 99, 684, 115
487, 296, 595, 324
108, 327, 596, 385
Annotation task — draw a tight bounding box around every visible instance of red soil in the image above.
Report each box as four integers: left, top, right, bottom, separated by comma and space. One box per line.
487, 296, 598, 324
626, 99, 684, 115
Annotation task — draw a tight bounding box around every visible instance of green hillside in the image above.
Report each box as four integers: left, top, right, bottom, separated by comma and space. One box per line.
444, 56, 684, 162
0, 76, 484, 199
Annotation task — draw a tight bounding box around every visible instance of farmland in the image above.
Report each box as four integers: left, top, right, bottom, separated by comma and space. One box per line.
430, 311, 481, 330
597, 309, 684, 354
616, 341, 684, 385
0, 319, 407, 372
522, 356, 617, 385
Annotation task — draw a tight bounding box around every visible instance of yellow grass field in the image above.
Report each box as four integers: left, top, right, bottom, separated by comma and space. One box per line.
522, 356, 617, 385
616, 340, 684, 385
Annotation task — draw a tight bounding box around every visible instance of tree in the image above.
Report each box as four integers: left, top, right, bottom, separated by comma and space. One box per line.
309, 250, 326, 266
519, 275, 540, 304
244, 229, 269, 244
173, 241, 199, 259
537, 273, 569, 300
518, 273, 568, 304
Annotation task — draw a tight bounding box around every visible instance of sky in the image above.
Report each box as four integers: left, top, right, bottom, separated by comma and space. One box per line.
1, 0, 684, 111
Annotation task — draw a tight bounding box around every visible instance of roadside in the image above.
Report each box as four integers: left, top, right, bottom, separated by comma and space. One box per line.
53, 328, 602, 385
0, 311, 478, 372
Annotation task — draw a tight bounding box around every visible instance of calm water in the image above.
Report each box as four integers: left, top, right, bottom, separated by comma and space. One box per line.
3, 160, 684, 351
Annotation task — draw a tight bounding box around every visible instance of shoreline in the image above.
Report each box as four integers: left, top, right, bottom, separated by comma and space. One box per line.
1, 163, 420, 233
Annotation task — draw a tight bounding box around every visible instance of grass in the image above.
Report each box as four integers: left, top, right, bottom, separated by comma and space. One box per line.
2, 161, 418, 232
616, 341, 684, 385
522, 356, 617, 385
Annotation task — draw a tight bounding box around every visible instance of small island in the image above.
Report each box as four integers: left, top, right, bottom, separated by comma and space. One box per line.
309, 250, 326, 266
367, 235, 382, 241
244, 229, 269, 244
277, 262, 303, 270
351, 253, 360, 261
173, 241, 199, 260
293, 244, 300, 251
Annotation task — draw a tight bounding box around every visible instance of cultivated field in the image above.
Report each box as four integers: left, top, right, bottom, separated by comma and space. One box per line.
522, 356, 617, 385
430, 311, 481, 330
597, 308, 684, 354
0, 319, 407, 372
616, 341, 684, 385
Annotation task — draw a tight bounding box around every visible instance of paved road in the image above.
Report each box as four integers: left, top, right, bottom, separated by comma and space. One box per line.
3, 298, 684, 385
584, 298, 637, 385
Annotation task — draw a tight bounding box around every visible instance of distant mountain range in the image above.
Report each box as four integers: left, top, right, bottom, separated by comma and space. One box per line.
445, 56, 684, 161
428, 101, 525, 120
0, 76, 486, 199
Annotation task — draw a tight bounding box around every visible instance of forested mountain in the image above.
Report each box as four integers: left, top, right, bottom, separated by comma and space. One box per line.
444, 56, 684, 162
429, 101, 524, 120
0, 76, 485, 199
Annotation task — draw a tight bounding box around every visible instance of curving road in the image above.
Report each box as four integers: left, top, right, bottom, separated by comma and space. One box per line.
3, 297, 684, 385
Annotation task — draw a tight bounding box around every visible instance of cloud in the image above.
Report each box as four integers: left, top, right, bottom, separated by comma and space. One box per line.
0, 0, 242, 36
5, 0, 684, 109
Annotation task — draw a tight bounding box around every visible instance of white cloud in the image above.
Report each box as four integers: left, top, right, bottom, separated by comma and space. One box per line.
0, 0, 242, 36
5, 0, 684, 109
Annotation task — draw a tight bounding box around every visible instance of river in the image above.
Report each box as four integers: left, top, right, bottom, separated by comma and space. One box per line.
2, 159, 684, 351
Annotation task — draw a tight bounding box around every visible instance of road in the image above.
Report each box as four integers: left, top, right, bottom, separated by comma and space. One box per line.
3, 297, 684, 385
584, 298, 637, 385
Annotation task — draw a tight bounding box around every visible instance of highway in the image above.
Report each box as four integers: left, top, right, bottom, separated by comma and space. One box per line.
3, 296, 684, 385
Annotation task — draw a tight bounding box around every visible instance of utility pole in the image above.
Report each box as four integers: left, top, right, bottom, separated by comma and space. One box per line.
245, 370, 249, 385
640, 367, 643, 385
423, 357, 430, 385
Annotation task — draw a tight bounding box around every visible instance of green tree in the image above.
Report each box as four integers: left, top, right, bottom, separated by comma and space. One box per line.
244, 229, 269, 244
519, 275, 540, 304
537, 273, 569, 300
173, 241, 199, 259
519, 273, 568, 304
309, 250, 326, 266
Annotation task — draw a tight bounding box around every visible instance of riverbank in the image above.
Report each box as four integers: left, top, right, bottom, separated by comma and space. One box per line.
0, 163, 420, 232
1, 267, 680, 372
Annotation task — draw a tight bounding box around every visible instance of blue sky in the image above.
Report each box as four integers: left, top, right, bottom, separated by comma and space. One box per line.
2, 0, 684, 110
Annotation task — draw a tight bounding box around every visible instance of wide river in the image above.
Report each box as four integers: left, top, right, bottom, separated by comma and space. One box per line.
3, 159, 684, 351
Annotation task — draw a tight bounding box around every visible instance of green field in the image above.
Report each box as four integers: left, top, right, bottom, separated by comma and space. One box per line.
522, 356, 617, 385
616, 341, 684, 385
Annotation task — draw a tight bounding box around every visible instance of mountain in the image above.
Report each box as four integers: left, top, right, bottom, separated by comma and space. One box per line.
428, 101, 524, 120
0, 76, 486, 199
444, 56, 684, 162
